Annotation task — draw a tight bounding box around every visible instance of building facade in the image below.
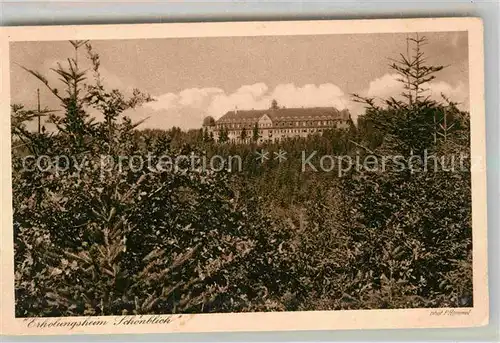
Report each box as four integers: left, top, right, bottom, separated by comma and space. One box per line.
203, 106, 352, 143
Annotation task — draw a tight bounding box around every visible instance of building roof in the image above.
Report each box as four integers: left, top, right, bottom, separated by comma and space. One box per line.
214, 107, 350, 124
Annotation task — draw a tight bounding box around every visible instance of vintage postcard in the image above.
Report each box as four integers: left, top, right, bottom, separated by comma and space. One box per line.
0, 18, 488, 335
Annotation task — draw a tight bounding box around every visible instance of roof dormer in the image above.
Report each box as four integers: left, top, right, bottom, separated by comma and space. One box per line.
258, 113, 273, 126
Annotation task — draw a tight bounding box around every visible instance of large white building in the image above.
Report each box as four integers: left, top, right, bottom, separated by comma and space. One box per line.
203, 105, 352, 143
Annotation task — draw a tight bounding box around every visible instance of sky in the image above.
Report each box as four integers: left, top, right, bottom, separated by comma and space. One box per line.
10, 31, 469, 131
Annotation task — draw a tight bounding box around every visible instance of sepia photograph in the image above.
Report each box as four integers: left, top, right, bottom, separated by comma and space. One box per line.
0, 18, 488, 335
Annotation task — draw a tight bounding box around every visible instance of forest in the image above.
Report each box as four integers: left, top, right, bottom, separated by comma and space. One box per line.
11, 36, 473, 317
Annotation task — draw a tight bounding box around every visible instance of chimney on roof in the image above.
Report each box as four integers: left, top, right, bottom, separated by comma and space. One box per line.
234, 106, 238, 114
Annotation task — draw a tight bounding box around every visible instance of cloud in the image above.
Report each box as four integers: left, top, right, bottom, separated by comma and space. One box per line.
147, 93, 179, 111
120, 75, 469, 131
145, 87, 224, 112
206, 83, 348, 117
364, 73, 469, 109
270, 83, 347, 110
133, 82, 352, 130
426, 80, 468, 107
366, 73, 402, 98
178, 87, 224, 107
236, 83, 269, 98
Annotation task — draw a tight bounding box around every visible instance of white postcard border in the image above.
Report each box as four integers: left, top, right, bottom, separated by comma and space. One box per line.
0, 17, 488, 336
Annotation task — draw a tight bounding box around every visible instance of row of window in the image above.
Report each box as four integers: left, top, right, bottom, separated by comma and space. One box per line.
226, 135, 311, 143
216, 120, 344, 130
221, 128, 336, 137
229, 126, 350, 135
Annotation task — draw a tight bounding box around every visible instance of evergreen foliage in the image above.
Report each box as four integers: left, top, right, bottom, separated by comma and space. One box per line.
12, 36, 472, 316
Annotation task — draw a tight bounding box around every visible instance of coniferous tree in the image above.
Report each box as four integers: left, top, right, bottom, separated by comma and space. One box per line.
353, 34, 445, 156
341, 34, 472, 309
252, 123, 260, 142
203, 127, 210, 142
240, 127, 248, 142
218, 125, 229, 143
